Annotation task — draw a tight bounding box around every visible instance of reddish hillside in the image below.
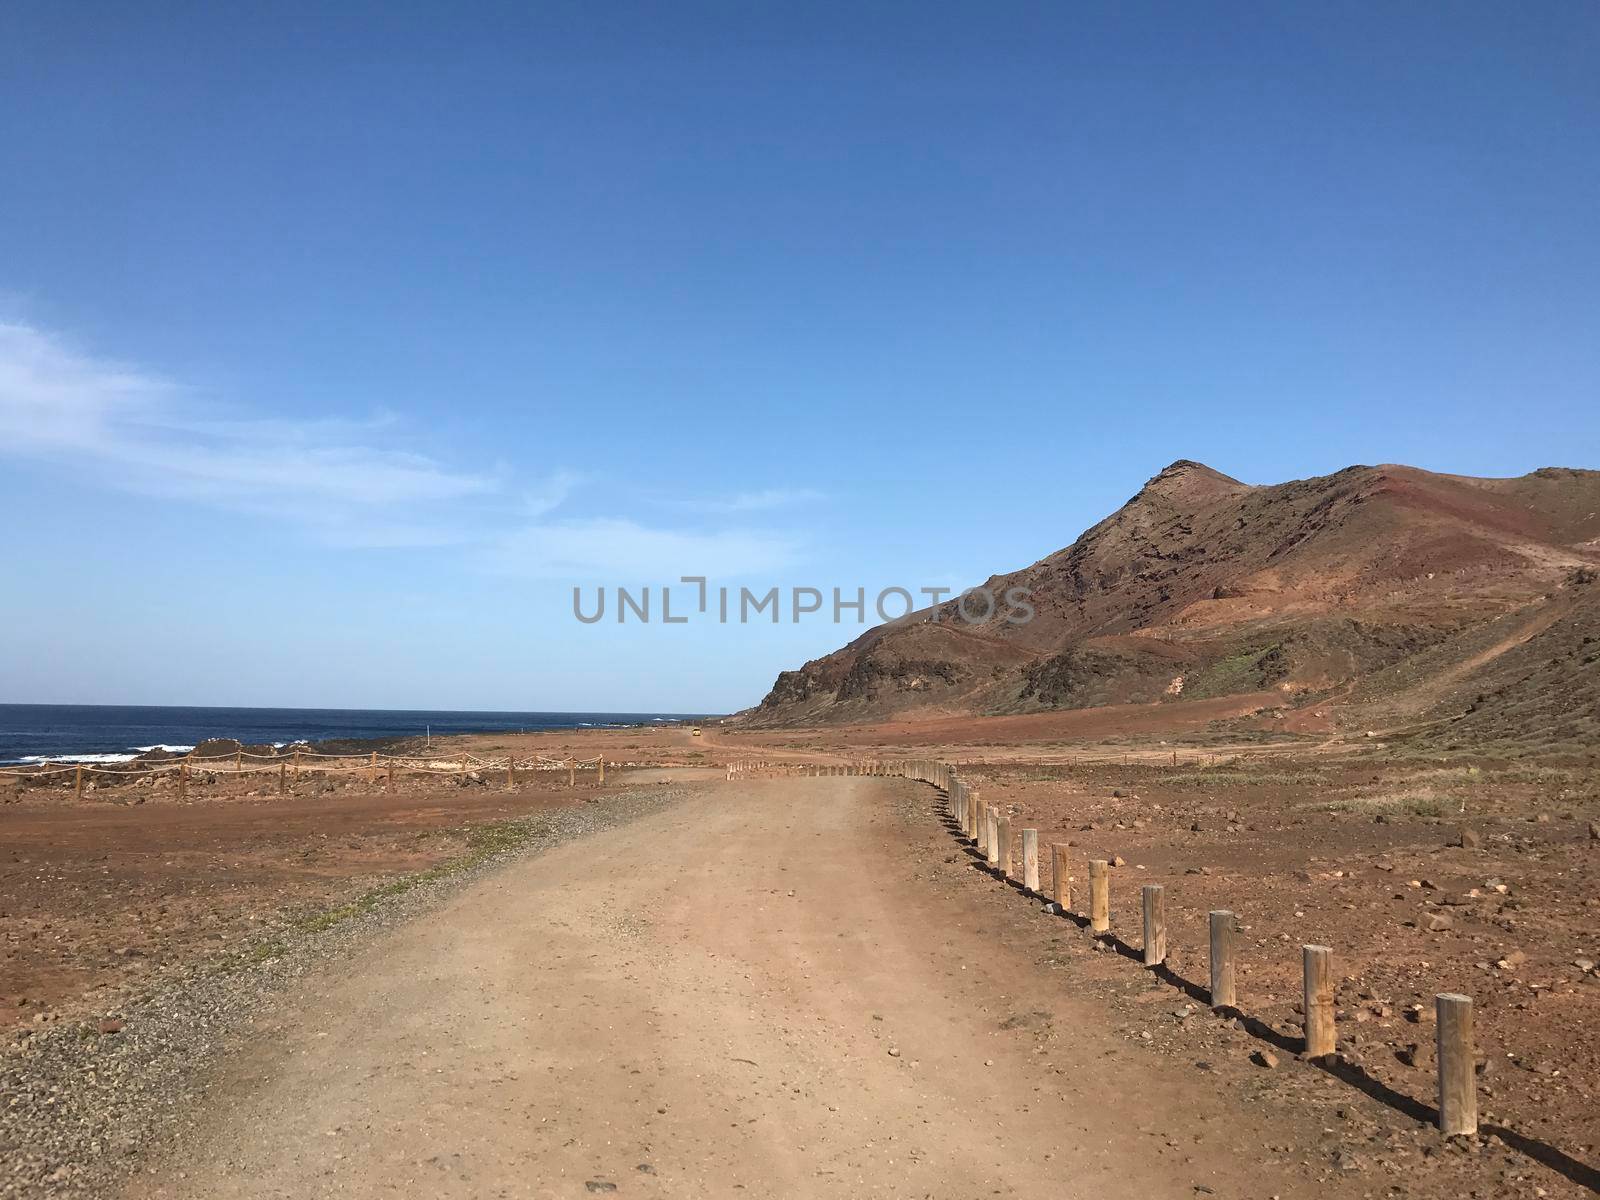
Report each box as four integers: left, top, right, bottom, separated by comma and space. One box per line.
746, 461, 1600, 738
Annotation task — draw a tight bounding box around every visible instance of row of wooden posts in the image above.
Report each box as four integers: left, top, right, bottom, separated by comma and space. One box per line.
888, 758, 1478, 1139
59, 751, 604, 800
727, 761, 891, 779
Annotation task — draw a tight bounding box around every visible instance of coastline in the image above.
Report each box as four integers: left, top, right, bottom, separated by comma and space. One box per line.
0, 703, 709, 765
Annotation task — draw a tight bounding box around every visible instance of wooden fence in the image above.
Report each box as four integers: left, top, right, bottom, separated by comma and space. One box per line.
0, 748, 607, 796
726, 754, 1486, 1141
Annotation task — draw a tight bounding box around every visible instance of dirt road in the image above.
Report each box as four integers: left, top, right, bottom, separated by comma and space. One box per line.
131, 777, 1370, 1199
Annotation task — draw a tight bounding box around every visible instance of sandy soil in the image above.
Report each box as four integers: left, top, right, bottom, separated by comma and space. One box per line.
126, 776, 1409, 1199
1, 763, 711, 1034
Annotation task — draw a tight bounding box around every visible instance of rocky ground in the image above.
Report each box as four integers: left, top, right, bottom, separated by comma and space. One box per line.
938, 755, 1600, 1192
0, 783, 690, 1199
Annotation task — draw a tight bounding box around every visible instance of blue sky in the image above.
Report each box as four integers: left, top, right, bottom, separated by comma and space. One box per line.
2, 2, 1597, 712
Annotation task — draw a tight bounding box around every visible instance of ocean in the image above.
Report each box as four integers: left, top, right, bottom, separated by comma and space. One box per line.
0, 704, 707, 764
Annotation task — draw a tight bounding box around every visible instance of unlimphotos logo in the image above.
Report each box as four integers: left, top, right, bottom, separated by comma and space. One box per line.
573, 576, 1034, 626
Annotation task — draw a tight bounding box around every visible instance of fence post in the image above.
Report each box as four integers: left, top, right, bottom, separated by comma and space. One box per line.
598, 757, 605, 784
1089, 859, 1110, 932
237, 748, 243, 773
506, 754, 516, 790
293, 748, 301, 779
567, 759, 575, 787
1141, 885, 1166, 965
369, 751, 378, 784
1051, 844, 1071, 907
986, 810, 1001, 869
74, 765, 84, 800
387, 761, 395, 793
279, 762, 287, 795
1436, 993, 1476, 1136
1208, 910, 1237, 1009
1303, 945, 1336, 1060
1021, 829, 1039, 892
178, 761, 188, 802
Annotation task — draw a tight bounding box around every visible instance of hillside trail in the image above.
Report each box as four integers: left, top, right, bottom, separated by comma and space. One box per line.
1349, 592, 1575, 738
129, 777, 1370, 1200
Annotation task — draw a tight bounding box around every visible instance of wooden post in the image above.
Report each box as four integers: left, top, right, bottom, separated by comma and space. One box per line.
598, 757, 606, 784
74, 764, 84, 800
1089, 859, 1110, 932
1436, 993, 1477, 1137
1208, 910, 1237, 1009
567, 759, 575, 787
459, 755, 467, 784
279, 762, 287, 795
1142, 885, 1166, 966
387, 761, 395, 793
178, 761, 188, 802
996, 817, 1013, 879
966, 793, 979, 844
236, 748, 243, 773
293, 748, 301, 779
985, 809, 1000, 868
1021, 829, 1039, 892
1302, 945, 1335, 1060
506, 754, 516, 790
369, 751, 378, 784
1051, 844, 1071, 907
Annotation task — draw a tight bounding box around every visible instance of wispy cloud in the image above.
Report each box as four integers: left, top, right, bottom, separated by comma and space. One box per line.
0, 319, 811, 575
484, 517, 804, 580
0, 321, 497, 524
661, 487, 826, 515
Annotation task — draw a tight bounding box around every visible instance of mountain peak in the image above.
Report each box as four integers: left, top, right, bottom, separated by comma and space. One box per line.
1136, 460, 1249, 504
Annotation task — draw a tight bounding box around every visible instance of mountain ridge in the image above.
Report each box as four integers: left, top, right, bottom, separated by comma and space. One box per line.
744, 460, 1600, 746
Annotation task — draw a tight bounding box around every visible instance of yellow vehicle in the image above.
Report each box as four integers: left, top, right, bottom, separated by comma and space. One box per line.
690, 727, 702, 737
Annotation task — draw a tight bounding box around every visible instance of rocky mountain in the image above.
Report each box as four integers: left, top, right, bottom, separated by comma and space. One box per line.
746, 461, 1600, 745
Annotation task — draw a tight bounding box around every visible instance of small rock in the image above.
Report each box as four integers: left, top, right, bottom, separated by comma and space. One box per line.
1458, 828, 1482, 849
1252, 1049, 1279, 1069
1111, 855, 1126, 868
1425, 913, 1453, 932
97, 1018, 124, 1035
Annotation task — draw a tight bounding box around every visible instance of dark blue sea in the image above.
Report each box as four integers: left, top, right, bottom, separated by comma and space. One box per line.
0, 704, 707, 764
